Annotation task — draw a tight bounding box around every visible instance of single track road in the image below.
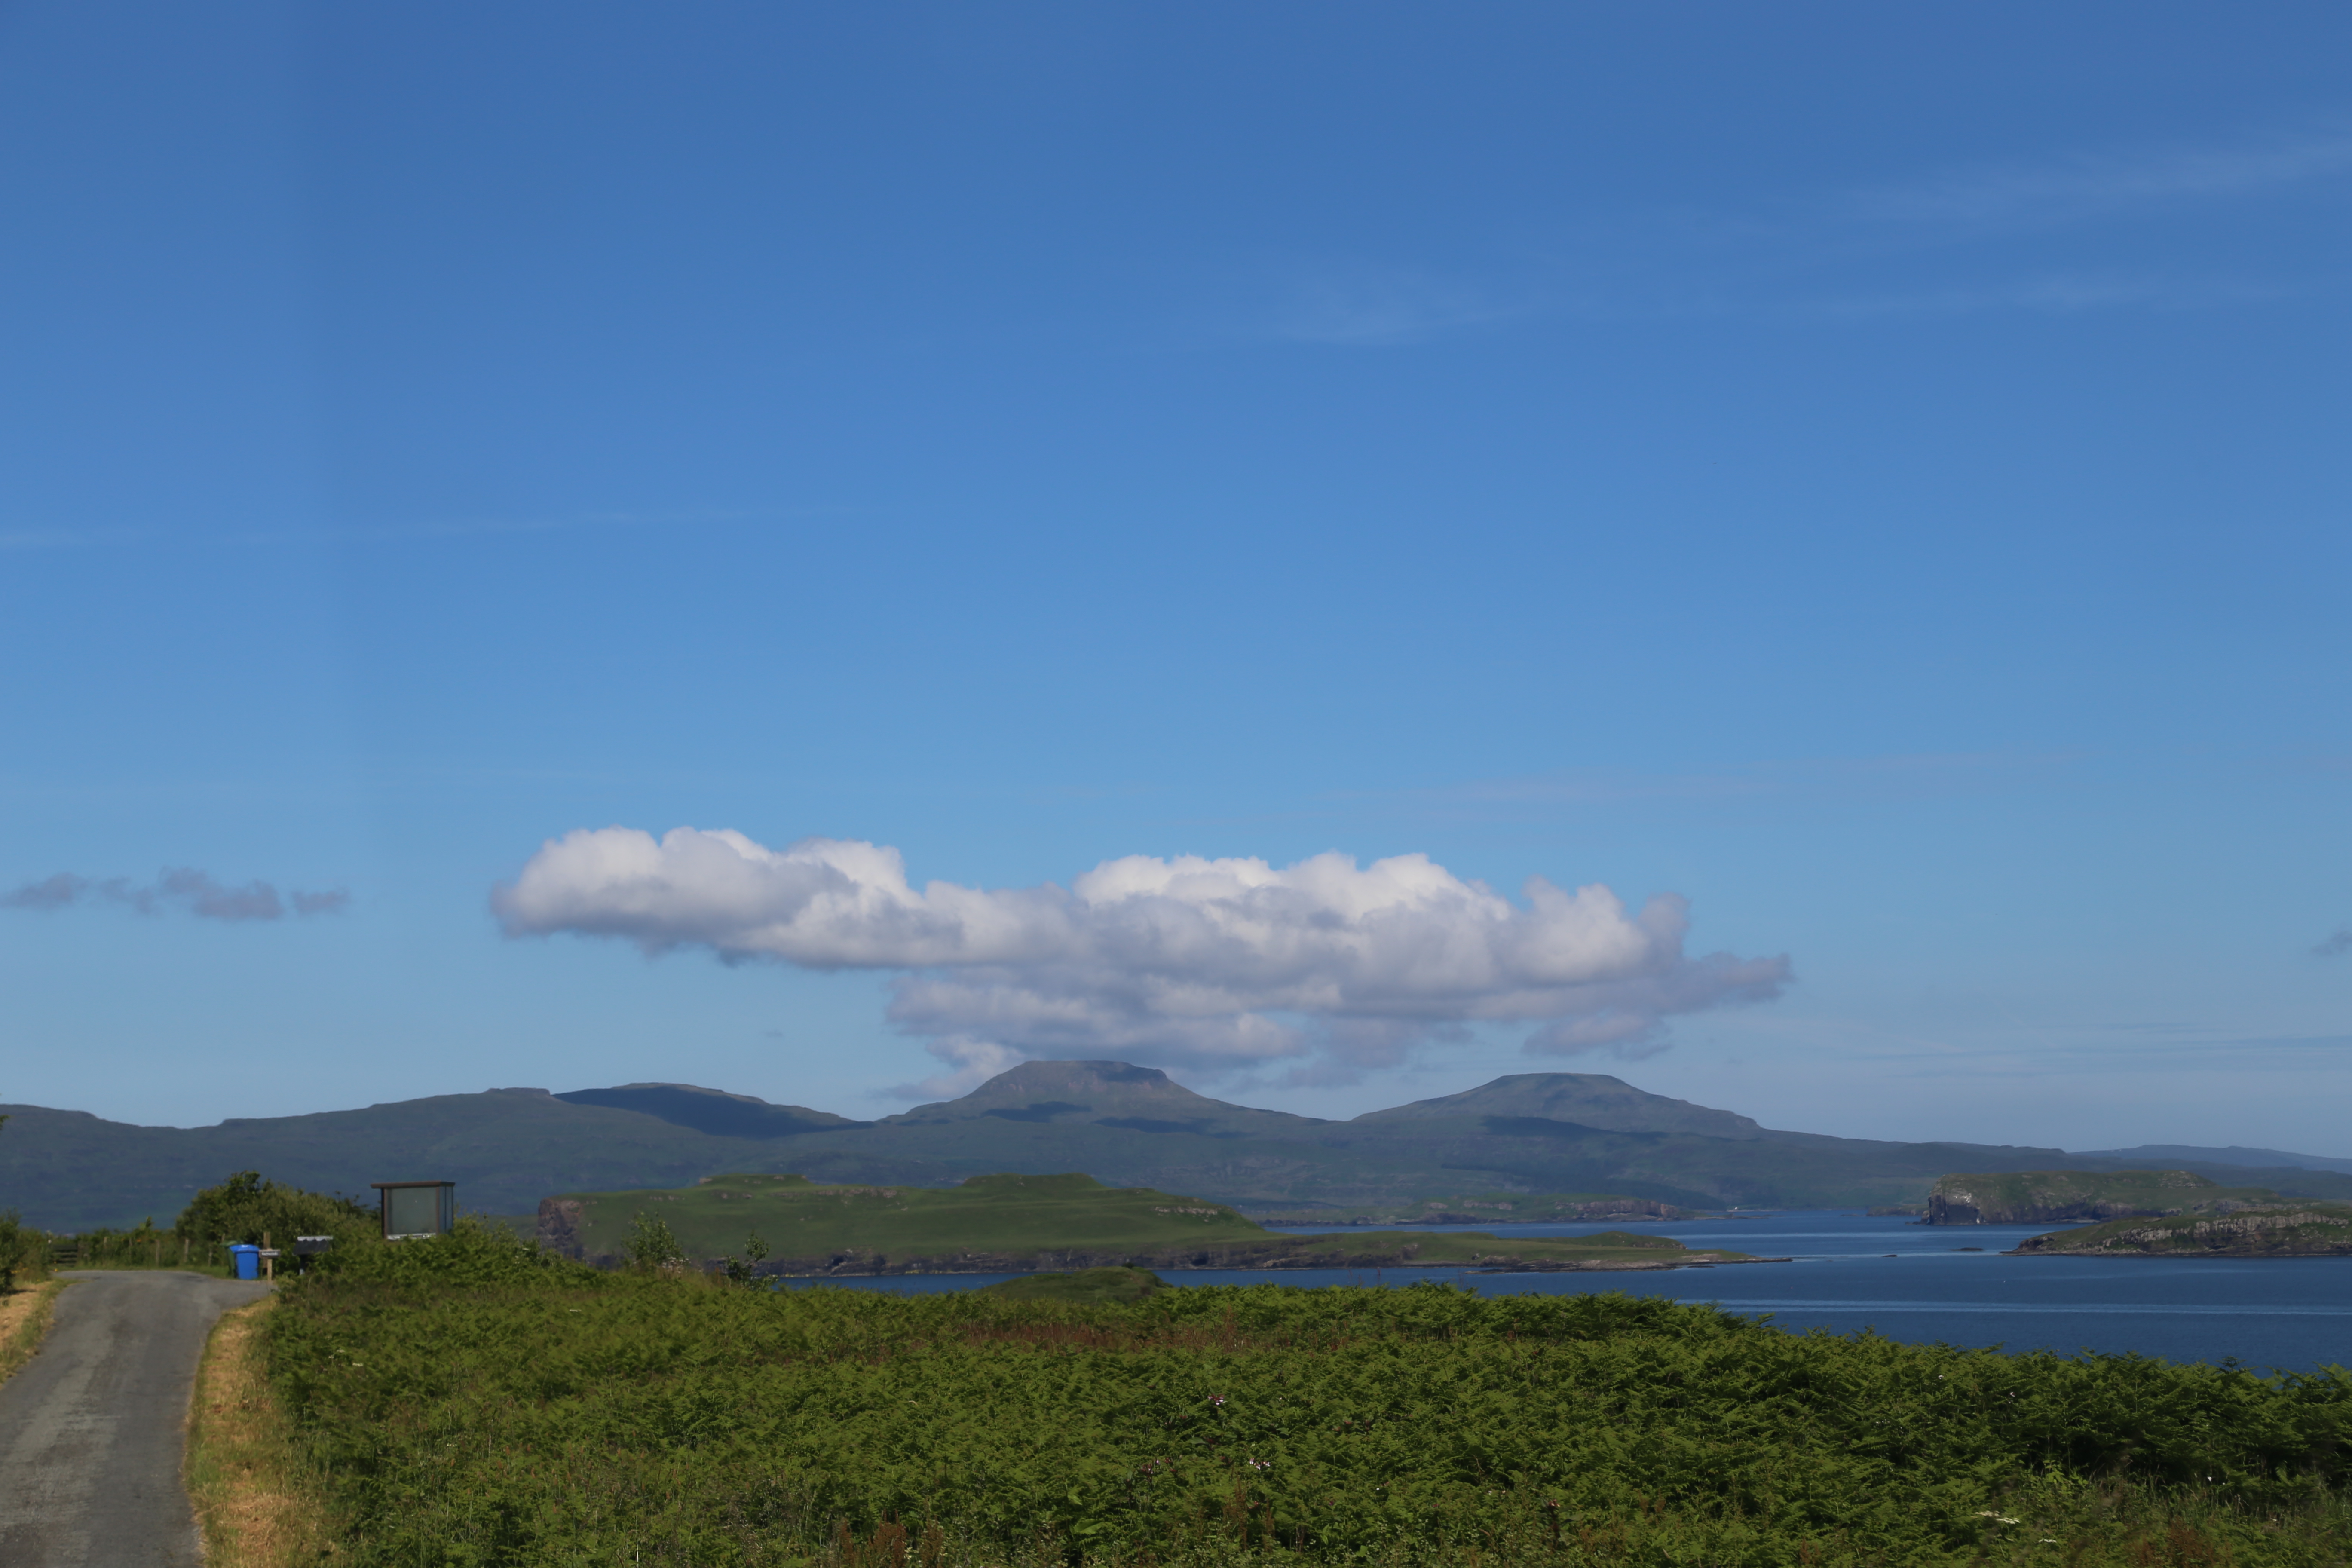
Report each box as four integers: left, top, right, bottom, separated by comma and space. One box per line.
0, 1271, 273, 1567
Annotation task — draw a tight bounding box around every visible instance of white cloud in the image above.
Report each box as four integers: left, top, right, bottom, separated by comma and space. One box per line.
1525, 1012, 1667, 1059
1852, 129, 2352, 231
1803, 273, 2281, 320
494, 828, 1789, 1081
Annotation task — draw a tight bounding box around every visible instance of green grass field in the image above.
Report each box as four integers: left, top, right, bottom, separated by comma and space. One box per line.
271, 1223, 2352, 1566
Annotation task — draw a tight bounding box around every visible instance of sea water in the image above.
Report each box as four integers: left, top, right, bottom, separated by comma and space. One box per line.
778, 1211, 2352, 1374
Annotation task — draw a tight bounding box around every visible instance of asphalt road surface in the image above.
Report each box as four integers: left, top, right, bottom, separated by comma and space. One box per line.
0, 1271, 273, 1567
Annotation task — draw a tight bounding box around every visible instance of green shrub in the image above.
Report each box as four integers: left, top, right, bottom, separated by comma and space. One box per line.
311, 1215, 596, 1289
176, 1170, 376, 1253
0, 1209, 39, 1291
981, 1266, 1167, 1303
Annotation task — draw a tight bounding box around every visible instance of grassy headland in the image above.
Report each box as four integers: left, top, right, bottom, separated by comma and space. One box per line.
1927, 1169, 2285, 1225
1240, 1190, 1695, 1224
541, 1170, 1265, 1264
540, 1171, 1753, 1274
2013, 1204, 2352, 1256
261, 1223, 2352, 1566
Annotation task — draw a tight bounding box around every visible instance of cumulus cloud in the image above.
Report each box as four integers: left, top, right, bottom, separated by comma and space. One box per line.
1525, 1012, 1668, 1059
1, 869, 348, 922
495, 827, 1790, 1083
888, 1038, 1028, 1102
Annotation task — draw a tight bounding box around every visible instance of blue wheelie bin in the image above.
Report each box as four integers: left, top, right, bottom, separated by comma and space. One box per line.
228, 1244, 260, 1281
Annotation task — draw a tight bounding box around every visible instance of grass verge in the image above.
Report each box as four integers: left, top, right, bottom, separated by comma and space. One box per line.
188, 1296, 335, 1568
0, 1279, 63, 1386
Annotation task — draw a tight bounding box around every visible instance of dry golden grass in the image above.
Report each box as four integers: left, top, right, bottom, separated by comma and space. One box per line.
187, 1296, 336, 1567
0, 1279, 63, 1386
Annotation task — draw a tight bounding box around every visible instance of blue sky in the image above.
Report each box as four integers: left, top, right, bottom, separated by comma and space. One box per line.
2, 3, 2346, 1151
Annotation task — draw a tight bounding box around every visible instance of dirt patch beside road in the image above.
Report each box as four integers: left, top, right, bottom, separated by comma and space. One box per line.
0, 1281, 64, 1387
189, 1296, 333, 1568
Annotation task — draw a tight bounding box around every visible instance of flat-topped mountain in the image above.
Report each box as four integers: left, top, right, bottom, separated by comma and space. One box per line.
1353, 1073, 1766, 1139
11, 1061, 2352, 1230
881, 1060, 1328, 1138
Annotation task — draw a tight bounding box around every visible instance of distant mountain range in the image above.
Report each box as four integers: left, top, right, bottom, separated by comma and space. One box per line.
6, 1060, 2349, 1230
2067, 1144, 2352, 1177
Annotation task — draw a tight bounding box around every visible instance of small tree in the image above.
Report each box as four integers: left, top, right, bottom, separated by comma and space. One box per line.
0, 1210, 31, 1293
0, 1115, 18, 1290
625, 1210, 687, 1274
719, 1229, 769, 1285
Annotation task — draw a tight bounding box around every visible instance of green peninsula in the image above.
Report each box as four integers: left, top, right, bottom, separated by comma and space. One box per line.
538, 1171, 1755, 1274
2011, 1204, 2352, 1256
1925, 1168, 2280, 1225
1243, 1190, 1696, 1224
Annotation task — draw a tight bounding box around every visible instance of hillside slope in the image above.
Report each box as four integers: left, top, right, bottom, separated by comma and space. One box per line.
2070, 1143, 2352, 1177
552, 1084, 867, 1138
0, 1090, 806, 1228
